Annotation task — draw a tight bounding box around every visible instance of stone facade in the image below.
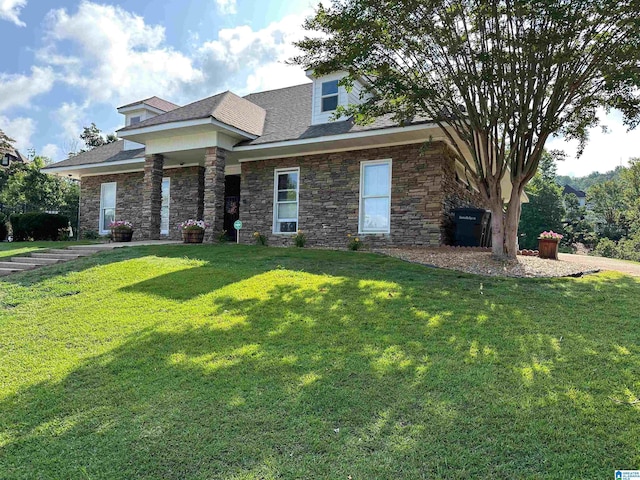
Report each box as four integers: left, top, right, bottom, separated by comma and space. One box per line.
203, 147, 226, 242
80, 172, 145, 239
162, 166, 205, 240
240, 142, 488, 248
79, 142, 487, 247
441, 149, 488, 245
141, 154, 164, 239
79, 166, 204, 241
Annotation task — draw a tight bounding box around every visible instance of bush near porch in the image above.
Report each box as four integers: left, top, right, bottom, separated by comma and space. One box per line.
0, 244, 638, 478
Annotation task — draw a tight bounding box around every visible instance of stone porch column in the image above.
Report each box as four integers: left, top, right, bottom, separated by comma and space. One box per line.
141, 154, 164, 240
203, 147, 226, 242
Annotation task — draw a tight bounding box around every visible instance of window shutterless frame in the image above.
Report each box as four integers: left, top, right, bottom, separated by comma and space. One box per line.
320, 80, 339, 112
359, 159, 392, 234
99, 182, 117, 234
160, 177, 170, 235
273, 167, 300, 234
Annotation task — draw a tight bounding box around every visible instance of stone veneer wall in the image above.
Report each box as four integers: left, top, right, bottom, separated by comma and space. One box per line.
79, 166, 204, 240
440, 151, 490, 245
240, 142, 486, 248
163, 166, 205, 240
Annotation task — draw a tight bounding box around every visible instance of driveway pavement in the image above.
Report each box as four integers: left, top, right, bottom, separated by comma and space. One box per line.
559, 253, 640, 277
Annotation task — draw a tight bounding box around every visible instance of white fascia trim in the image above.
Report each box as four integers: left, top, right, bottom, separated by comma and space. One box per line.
117, 104, 167, 115
118, 117, 258, 140
234, 122, 440, 155
237, 136, 452, 164
43, 157, 146, 174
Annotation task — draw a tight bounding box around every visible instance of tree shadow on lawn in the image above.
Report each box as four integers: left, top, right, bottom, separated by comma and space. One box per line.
1, 252, 640, 479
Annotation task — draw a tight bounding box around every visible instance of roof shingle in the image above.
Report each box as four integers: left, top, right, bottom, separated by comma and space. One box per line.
118, 96, 180, 112
42, 140, 144, 169
118, 91, 266, 136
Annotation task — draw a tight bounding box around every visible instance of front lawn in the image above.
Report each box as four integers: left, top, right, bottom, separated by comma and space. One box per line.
1, 245, 638, 478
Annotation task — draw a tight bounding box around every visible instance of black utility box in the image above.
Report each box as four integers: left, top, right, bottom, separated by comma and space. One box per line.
454, 208, 492, 247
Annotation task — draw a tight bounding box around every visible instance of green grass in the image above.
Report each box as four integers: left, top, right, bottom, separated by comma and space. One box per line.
1, 244, 639, 479
0, 240, 97, 259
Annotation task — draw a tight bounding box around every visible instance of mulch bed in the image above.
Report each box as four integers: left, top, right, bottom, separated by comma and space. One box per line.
376, 247, 600, 278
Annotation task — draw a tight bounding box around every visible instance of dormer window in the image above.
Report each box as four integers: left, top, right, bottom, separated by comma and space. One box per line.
321, 80, 339, 112
129, 116, 141, 126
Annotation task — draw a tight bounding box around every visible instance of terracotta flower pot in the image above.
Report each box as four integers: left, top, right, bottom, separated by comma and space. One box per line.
538, 238, 560, 260
112, 229, 133, 242
182, 229, 205, 244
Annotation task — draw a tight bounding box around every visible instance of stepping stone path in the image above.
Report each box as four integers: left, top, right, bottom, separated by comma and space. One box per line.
0, 245, 102, 277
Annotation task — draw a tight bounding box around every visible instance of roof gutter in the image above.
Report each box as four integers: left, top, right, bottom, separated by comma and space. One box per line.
233, 122, 440, 152
42, 157, 145, 174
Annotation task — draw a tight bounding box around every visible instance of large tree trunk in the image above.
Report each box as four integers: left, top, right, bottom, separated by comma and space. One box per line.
489, 183, 524, 260
504, 198, 522, 260
490, 199, 506, 259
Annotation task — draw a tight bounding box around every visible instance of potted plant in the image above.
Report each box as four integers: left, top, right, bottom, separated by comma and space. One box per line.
109, 220, 134, 242
178, 219, 210, 244
538, 230, 563, 259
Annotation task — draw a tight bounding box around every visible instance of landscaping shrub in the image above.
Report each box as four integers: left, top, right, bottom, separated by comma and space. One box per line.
616, 233, 640, 262
10, 212, 69, 241
82, 230, 100, 240
592, 238, 618, 258
0, 212, 7, 241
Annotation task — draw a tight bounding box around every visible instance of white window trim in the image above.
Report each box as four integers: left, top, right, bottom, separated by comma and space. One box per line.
99, 182, 117, 235
320, 80, 339, 113
161, 177, 170, 235
273, 167, 300, 235
359, 159, 392, 234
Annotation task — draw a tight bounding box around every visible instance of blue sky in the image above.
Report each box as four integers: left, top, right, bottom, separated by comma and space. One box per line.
1, 0, 638, 176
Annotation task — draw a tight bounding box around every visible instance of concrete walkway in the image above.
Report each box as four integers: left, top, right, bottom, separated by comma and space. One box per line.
0, 240, 182, 277
559, 253, 640, 277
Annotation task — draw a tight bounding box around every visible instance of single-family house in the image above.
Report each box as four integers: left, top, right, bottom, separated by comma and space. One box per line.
43, 70, 505, 247
1, 148, 29, 169
562, 184, 587, 208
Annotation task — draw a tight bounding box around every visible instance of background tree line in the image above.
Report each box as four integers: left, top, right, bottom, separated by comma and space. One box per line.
519, 154, 640, 261
1, 124, 116, 239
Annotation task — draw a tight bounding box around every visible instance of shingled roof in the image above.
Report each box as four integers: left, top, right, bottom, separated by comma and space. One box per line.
240, 83, 429, 146
118, 96, 180, 112
563, 184, 586, 198
42, 140, 144, 170
118, 91, 266, 137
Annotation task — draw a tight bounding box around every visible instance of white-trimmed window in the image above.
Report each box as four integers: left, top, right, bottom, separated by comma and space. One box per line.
359, 159, 392, 233
161, 177, 170, 235
99, 182, 117, 234
321, 80, 339, 112
273, 168, 299, 233
129, 116, 141, 126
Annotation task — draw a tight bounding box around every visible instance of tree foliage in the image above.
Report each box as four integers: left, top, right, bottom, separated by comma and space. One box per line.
0, 156, 79, 234
294, 0, 640, 258
0, 128, 15, 155
78, 123, 118, 153
518, 152, 565, 249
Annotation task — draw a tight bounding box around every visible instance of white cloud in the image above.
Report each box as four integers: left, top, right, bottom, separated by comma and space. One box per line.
53, 101, 89, 142
40, 143, 63, 162
546, 110, 640, 177
198, 12, 312, 95
40, 2, 203, 105
0, 115, 35, 151
0, 66, 55, 112
0, 0, 27, 27
215, 0, 237, 15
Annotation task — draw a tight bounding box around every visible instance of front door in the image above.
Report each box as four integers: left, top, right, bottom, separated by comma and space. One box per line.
223, 175, 241, 241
